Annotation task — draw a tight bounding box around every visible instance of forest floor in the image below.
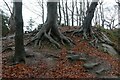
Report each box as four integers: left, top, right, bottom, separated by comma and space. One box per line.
1, 26, 120, 79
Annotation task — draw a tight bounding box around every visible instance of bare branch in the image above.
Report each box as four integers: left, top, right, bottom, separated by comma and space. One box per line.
3, 0, 13, 15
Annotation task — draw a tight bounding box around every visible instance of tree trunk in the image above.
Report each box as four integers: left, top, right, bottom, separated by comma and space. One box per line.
65, 0, 69, 26
32, 2, 73, 48
8, 5, 15, 35
79, 2, 82, 26
82, 0, 86, 22
75, 0, 79, 26
94, 7, 98, 25
74, 0, 99, 39
71, 0, 74, 26
118, 1, 120, 27
99, 2, 104, 28
83, 1, 98, 37
13, 0, 26, 64
62, 0, 66, 25
86, 0, 90, 14
42, 0, 44, 24
58, 2, 61, 25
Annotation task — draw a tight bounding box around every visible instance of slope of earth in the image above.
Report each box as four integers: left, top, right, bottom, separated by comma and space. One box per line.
2, 26, 120, 79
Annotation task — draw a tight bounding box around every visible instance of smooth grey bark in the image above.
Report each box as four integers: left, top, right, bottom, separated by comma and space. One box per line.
83, 1, 98, 36
82, 0, 86, 22
79, 2, 82, 26
13, 1, 26, 63
58, 2, 61, 25
86, 0, 90, 14
8, 15, 15, 34
99, 2, 104, 28
94, 7, 98, 25
42, 0, 44, 24
32, 2, 73, 48
74, 0, 99, 39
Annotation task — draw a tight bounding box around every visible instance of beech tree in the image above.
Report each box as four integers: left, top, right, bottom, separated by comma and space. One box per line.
62, 0, 66, 25
79, 2, 83, 26
13, 0, 26, 64
116, 0, 120, 26
1, 10, 9, 37
41, 0, 44, 24
75, 0, 79, 26
58, 1, 61, 25
74, 0, 99, 39
3, 0, 15, 35
8, 16, 16, 35
99, 1, 104, 28
65, 0, 69, 26
32, 1, 73, 48
71, 0, 75, 26
8, 7, 16, 35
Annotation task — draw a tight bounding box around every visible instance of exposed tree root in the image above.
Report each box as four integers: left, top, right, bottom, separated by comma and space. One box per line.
73, 27, 91, 40
73, 26, 114, 45
44, 31, 61, 48
31, 24, 74, 49
73, 27, 119, 56
28, 2, 74, 49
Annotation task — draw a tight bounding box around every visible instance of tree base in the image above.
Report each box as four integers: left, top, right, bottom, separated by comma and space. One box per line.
12, 56, 25, 65
12, 52, 35, 65
73, 27, 119, 56
31, 24, 74, 49
73, 27, 90, 40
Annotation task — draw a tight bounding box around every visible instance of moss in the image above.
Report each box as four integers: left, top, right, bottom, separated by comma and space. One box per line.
95, 27, 120, 54
96, 26, 119, 45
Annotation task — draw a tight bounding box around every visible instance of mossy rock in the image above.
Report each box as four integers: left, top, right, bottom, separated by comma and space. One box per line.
83, 62, 101, 69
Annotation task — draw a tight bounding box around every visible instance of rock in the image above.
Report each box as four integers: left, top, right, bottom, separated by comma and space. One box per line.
83, 62, 101, 69
98, 76, 118, 78
67, 54, 80, 61
96, 68, 105, 74
102, 43, 118, 57
66, 52, 88, 61
79, 58, 87, 61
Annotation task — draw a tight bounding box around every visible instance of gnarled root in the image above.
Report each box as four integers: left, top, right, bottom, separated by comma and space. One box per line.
73, 27, 115, 48
73, 27, 90, 40
31, 24, 74, 49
